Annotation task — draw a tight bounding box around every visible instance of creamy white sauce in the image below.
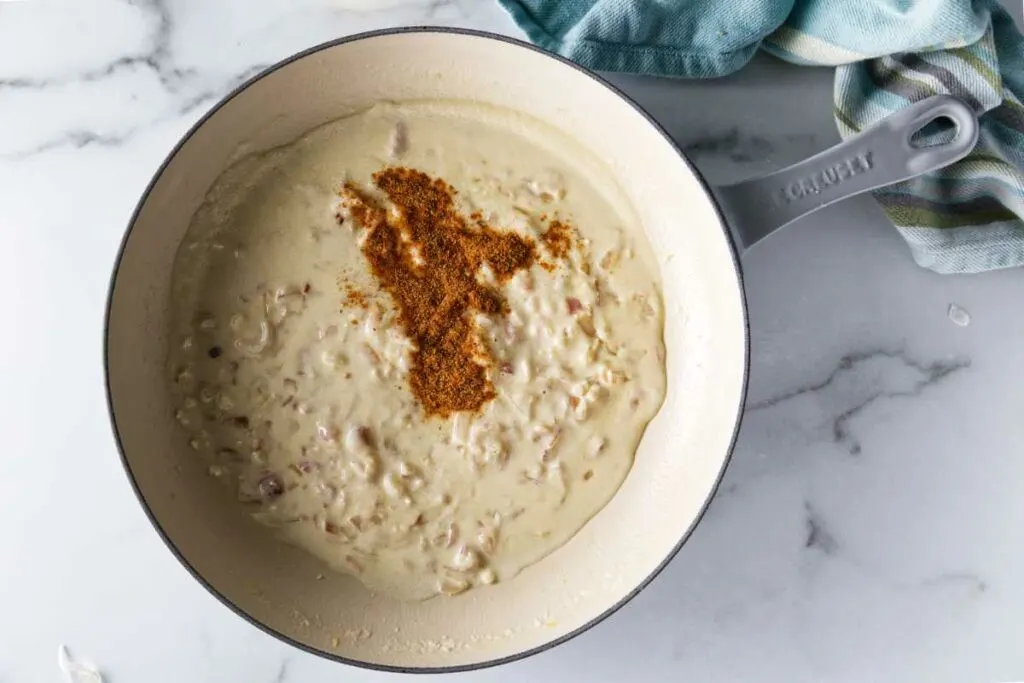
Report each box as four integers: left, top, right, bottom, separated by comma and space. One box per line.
168, 101, 666, 600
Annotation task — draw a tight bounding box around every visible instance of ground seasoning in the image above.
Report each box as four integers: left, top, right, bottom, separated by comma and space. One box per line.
340, 167, 542, 417
341, 281, 368, 309
540, 220, 575, 260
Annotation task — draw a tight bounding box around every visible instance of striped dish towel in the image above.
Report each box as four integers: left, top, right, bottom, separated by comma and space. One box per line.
498, 0, 1024, 273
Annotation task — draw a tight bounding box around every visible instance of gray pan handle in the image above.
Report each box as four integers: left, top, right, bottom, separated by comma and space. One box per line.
712, 95, 979, 251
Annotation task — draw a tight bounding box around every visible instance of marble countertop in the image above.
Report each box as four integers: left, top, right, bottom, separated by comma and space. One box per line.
3, 1, 1023, 681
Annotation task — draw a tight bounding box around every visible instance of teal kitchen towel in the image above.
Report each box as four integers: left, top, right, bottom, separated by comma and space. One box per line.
498, 0, 1024, 273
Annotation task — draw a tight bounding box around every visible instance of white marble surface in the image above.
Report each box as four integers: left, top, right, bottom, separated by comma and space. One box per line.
2, 1, 1024, 681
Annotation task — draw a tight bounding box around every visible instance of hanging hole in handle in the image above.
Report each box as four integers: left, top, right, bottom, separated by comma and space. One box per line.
909, 115, 960, 149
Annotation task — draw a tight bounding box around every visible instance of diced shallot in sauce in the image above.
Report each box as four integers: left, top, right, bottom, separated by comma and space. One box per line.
166, 100, 665, 601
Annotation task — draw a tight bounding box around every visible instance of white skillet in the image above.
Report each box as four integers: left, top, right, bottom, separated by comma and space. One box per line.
104, 28, 978, 672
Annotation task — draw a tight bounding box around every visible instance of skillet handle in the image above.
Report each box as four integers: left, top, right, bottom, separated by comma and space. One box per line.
712, 95, 979, 252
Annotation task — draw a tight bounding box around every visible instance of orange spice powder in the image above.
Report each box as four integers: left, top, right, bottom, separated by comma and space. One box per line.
344, 282, 368, 308
340, 167, 544, 418
540, 219, 575, 260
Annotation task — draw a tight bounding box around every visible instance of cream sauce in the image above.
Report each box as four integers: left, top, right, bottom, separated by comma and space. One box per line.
168, 101, 666, 600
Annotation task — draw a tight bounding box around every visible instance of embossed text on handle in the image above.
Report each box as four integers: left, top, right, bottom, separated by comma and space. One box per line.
775, 151, 875, 205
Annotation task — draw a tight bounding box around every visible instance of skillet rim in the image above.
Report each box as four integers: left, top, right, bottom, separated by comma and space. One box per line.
102, 25, 751, 674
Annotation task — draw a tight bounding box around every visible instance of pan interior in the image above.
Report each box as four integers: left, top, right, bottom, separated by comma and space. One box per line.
106, 30, 747, 670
